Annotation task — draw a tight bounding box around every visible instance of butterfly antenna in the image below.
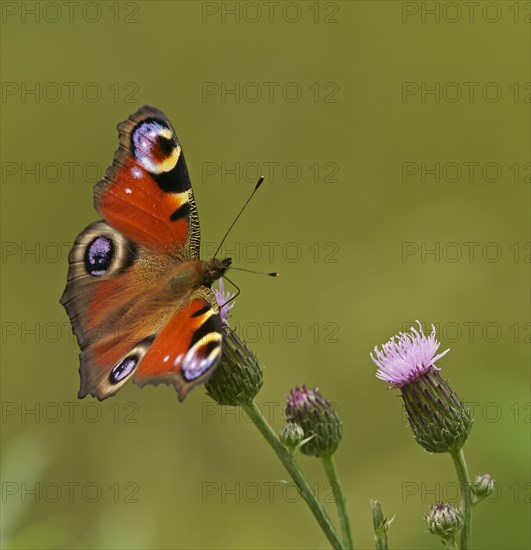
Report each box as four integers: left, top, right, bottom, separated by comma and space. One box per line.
230, 266, 279, 277
221, 275, 241, 305
214, 176, 265, 259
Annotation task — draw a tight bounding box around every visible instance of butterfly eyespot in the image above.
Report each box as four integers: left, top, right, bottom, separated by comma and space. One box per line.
84, 236, 114, 276
181, 336, 221, 381
132, 120, 180, 175
109, 355, 138, 384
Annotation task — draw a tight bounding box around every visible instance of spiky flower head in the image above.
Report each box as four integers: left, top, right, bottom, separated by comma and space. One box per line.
284, 386, 342, 457
370, 321, 450, 387
370, 322, 472, 453
425, 502, 463, 540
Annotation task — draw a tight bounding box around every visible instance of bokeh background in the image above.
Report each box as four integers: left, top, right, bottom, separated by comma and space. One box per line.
1, 1, 529, 549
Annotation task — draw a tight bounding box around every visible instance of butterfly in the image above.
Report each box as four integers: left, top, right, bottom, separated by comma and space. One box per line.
60, 106, 233, 401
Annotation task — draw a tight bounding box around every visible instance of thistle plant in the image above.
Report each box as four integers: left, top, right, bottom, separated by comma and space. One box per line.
370, 321, 492, 549
284, 386, 352, 549
204, 285, 491, 550
206, 281, 347, 549
370, 321, 472, 453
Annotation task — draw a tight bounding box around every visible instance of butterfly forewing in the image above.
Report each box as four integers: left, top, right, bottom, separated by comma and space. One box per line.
94, 106, 201, 257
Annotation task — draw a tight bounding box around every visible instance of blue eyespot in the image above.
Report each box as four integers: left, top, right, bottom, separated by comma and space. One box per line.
109, 356, 138, 384
85, 236, 114, 276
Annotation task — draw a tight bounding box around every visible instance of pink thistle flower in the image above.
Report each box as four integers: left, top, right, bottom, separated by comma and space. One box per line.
370, 321, 450, 387
370, 321, 471, 453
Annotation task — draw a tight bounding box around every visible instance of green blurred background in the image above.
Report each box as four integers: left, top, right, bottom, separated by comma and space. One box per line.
1, 1, 529, 549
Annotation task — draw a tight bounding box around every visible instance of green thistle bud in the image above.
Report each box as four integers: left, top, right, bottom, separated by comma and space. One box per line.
280, 422, 305, 450
425, 502, 463, 541
471, 473, 495, 504
284, 386, 342, 457
205, 326, 263, 406
401, 368, 473, 453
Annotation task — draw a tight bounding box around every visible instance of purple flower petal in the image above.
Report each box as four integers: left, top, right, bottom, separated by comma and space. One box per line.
213, 278, 236, 326
370, 321, 450, 387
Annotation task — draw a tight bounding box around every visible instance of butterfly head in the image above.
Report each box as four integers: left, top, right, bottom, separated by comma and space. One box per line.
204, 257, 232, 287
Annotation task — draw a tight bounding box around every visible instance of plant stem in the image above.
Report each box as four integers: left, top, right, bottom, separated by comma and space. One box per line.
369, 500, 388, 550
322, 455, 354, 549
442, 537, 458, 550
243, 401, 345, 550
451, 447, 471, 549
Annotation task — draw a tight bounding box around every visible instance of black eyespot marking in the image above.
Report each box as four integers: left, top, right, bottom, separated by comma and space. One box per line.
85, 236, 114, 276
170, 202, 190, 222
109, 355, 138, 384
191, 304, 211, 318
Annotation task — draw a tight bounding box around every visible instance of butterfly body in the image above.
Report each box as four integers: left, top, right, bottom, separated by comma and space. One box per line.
61, 106, 231, 401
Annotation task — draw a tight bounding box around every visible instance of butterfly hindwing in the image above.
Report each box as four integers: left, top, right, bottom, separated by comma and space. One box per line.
135, 290, 223, 401
60, 221, 179, 399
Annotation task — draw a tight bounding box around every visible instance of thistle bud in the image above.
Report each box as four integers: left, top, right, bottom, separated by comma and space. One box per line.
400, 368, 472, 453
425, 502, 463, 540
280, 422, 305, 451
284, 386, 342, 457
371, 321, 472, 453
471, 473, 495, 504
205, 326, 263, 406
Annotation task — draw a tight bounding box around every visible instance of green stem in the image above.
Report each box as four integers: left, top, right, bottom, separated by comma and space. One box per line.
322, 455, 354, 549
442, 537, 458, 550
243, 401, 345, 550
369, 500, 388, 550
451, 448, 471, 549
